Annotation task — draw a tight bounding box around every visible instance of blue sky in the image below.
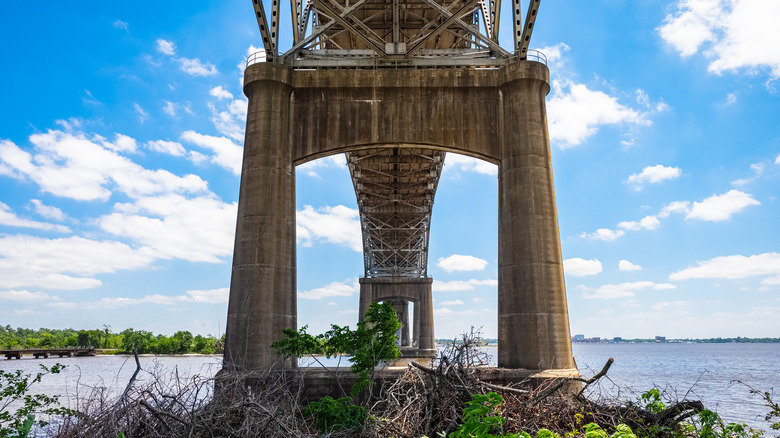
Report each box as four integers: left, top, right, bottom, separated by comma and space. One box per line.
1, 0, 779, 340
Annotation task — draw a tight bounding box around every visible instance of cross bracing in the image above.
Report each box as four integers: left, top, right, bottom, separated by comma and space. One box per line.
249, 0, 542, 67
347, 148, 444, 278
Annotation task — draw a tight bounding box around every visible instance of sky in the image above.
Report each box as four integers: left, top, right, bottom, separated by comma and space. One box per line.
0, 0, 779, 341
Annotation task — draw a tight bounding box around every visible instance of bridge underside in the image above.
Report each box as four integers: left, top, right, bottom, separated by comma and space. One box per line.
347, 147, 443, 356
223, 61, 575, 374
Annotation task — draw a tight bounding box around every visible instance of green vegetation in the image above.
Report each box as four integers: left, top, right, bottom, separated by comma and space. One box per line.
303, 396, 369, 433
0, 363, 77, 437
271, 302, 400, 434
272, 301, 401, 396
0, 325, 223, 355
425, 391, 766, 438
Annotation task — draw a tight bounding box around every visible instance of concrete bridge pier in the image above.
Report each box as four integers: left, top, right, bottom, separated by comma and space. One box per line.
359, 278, 436, 358
223, 64, 297, 371
497, 64, 575, 371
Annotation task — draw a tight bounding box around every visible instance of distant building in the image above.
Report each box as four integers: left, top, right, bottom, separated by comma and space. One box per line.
573, 334, 585, 342
655, 336, 666, 342
613, 337, 623, 342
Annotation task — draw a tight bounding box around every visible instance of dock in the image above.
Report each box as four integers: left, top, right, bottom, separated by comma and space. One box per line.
1, 348, 97, 359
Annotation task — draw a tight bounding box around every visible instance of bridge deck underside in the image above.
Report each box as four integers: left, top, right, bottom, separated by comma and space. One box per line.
347, 147, 445, 278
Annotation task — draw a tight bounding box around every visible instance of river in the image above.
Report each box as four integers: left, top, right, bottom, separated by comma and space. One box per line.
1, 343, 778, 433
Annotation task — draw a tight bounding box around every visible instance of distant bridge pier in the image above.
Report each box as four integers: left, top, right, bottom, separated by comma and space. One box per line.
359, 278, 436, 358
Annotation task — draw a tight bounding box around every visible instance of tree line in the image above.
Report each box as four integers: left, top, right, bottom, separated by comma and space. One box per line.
0, 325, 224, 355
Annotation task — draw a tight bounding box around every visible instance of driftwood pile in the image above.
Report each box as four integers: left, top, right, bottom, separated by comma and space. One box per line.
51, 334, 706, 437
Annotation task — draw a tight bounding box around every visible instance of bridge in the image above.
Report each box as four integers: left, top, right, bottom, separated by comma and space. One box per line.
2, 348, 97, 359
223, 0, 576, 377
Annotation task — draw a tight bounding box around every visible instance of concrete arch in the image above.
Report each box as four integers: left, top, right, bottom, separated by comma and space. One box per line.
293, 142, 497, 167
225, 60, 574, 374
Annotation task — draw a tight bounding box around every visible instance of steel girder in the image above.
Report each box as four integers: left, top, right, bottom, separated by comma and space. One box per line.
249, 0, 542, 65
347, 148, 444, 278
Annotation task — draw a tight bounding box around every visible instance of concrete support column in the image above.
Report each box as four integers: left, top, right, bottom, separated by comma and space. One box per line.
223, 63, 296, 371
417, 282, 435, 353
401, 301, 410, 346
413, 300, 420, 347
497, 62, 575, 370
358, 277, 435, 357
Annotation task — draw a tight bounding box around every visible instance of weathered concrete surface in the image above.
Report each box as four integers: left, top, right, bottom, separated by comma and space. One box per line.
497, 62, 575, 370
223, 63, 297, 371
290, 68, 503, 164
224, 60, 575, 373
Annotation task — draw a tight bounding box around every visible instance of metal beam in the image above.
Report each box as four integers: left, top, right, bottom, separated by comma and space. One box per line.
511, 0, 521, 52
490, 0, 501, 43
281, 0, 370, 59
251, 0, 274, 55
518, 0, 540, 58
407, 0, 479, 56
418, 0, 509, 56
312, 0, 388, 57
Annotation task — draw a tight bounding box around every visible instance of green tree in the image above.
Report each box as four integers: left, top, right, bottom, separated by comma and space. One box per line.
272, 302, 400, 396
121, 328, 155, 353
171, 331, 193, 354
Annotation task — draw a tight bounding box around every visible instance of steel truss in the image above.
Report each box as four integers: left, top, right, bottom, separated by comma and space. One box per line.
347, 148, 445, 278
250, 0, 542, 67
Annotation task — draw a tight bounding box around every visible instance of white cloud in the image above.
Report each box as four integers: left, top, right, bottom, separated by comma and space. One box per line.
658, 0, 780, 79
776, 153, 780, 165
99, 194, 237, 263
443, 154, 497, 176
113, 20, 129, 31
163, 101, 178, 116
134, 103, 148, 122
652, 300, 690, 311
297, 205, 362, 252
619, 260, 643, 271
0, 290, 53, 303
156, 39, 176, 56
298, 278, 359, 300
580, 228, 626, 241
537, 43, 570, 70
0, 235, 155, 290
563, 258, 603, 277
183, 288, 229, 304
0, 130, 209, 202
147, 140, 186, 157
210, 86, 234, 100
105, 133, 137, 153
584, 189, 758, 243
618, 215, 661, 231
626, 165, 682, 190
46, 288, 229, 311
297, 155, 346, 178
432, 278, 497, 292
178, 57, 218, 76
0, 202, 69, 233
669, 252, 780, 281
437, 254, 488, 272
659, 200, 691, 218
208, 99, 247, 142
686, 189, 760, 221
180, 131, 243, 175
439, 299, 465, 306
582, 281, 676, 299
547, 80, 649, 148
29, 199, 66, 221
